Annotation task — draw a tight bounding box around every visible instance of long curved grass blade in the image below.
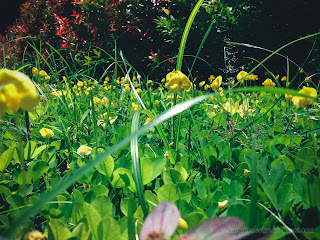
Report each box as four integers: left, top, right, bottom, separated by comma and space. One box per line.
3, 86, 307, 238
131, 110, 149, 218
176, 0, 205, 71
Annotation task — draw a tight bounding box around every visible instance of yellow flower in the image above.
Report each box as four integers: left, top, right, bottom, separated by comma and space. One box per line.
0, 69, 38, 115
209, 96, 214, 101
199, 81, 205, 87
77, 81, 84, 87
39, 70, 47, 77
32, 67, 39, 75
204, 84, 210, 91
40, 128, 54, 138
248, 74, 258, 81
285, 94, 292, 100
93, 97, 101, 105
275, 74, 279, 80
281, 76, 287, 81
262, 78, 276, 87
144, 117, 153, 125
299, 67, 303, 73
212, 105, 219, 110
211, 75, 222, 91
51, 92, 58, 98
77, 145, 92, 155
136, 88, 142, 94
132, 102, 139, 112
165, 70, 192, 94
155, 100, 159, 106
244, 169, 250, 175
218, 200, 228, 209
305, 76, 311, 82
125, 85, 131, 92
178, 217, 188, 229
236, 71, 248, 83
292, 87, 317, 108
24, 230, 45, 240
218, 87, 223, 92
208, 75, 215, 83
161, 78, 166, 83
253, 100, 259, 105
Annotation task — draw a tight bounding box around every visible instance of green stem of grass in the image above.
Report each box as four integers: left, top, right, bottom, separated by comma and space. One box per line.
249, 138, 258, 229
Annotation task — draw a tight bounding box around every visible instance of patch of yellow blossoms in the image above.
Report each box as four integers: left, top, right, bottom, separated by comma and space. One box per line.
0, 68, 38, 116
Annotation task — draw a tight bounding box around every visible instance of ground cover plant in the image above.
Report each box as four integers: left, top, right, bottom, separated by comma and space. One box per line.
0, 1, 320, 240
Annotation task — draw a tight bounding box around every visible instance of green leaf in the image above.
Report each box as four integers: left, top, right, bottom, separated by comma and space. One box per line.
111, 168, 136, 191
72, 189, 84, 205
261, 184, 278, 209
99, 217, 120, 240
174, 162, 188, 181
95, 152, 114, 178
150, 156, 166, 181
163, 169, 185, 184
230, 180, 243, 198
157, 183, 179, 203
31, 145, 47, 159
177, 182, 192, 202
24, 141, 37, 160
47, 219, 73, 240
303, 176, 320, 211
277, 184, 293, 210
0, 147, 14, 172
140, 157, 154, 185
91, 195, 114, 219
194, 178, 207, 199
271, 155, 295, 172
295, 148, 316, 173
31, 161, 49, 182
84, 202, 101, 240
268, 162, 285, 190
72, 222, 91, 240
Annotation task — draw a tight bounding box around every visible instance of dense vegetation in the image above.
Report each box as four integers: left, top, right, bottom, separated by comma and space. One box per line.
0, 0, 319, 240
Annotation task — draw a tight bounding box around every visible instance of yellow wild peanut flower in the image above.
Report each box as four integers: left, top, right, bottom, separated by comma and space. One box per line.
32, 67, 39, 75
281, 76, 287, 81
211, 75, 222, 91
39, 70, 47, 77
208, 75, 215, 83
292, 87, 317, 108
178, 217, 188, 229
236, 71, 249, 83
165, 70, 192, 94
24, 230, 45, 240
218, 200, 228, 210
0, 68, 38, 116
209, 96, 214, 101
132, 102, 139, 112
136, 88, 142, 94
40, 128, 54, 138
93, 97, 101, 105
204, 84, 210, 91
144, 117, 153, 125
285, 94, 293, 100
77, 81, 84, 87
125, 85, 131, 92
305, 76, 311, 82
262, 78, 276, 87
244, 169, 251, 175
248, 74, 258, 81
199, 81, 205, 87
155, 100, 159, 106
77, 145, 92, 156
